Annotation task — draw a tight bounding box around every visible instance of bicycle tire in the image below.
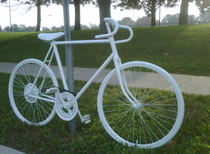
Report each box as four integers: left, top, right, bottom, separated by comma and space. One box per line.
97, 61, 184, 149
8, 59, 58, 126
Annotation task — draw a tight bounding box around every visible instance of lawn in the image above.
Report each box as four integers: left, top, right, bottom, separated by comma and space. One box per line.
0, 73, 209, 153
0, 24, 210, 76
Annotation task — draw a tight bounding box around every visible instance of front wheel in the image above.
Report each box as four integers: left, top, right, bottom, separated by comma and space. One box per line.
8, 59, 58, 126
97, 61, 184, 149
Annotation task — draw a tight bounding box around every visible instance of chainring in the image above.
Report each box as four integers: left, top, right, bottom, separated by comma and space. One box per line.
55, 92, 78, 121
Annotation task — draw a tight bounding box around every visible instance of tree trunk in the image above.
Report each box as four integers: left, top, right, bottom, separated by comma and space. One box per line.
74, 0, 81, 30
35, 0, 41, 32
151, 0, 156, 26
98, 0, 111, 34
179, 0, 189, 25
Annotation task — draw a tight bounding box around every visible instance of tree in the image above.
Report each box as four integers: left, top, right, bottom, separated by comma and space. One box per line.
116, 0, 178, 26
0, 25, 2, 32
136, 16, 152, 26
188, 14, 198, 24
35, 0, 41, 31
73, 0, 111, 33
51, 26, 62, 31
118, 17, 135, 26
179, 0, 210, 25
3, 26, 10, 32
198, 12, 210, 23
74, 0, 81, 30
11, 24, 19, 31
162, 13, 198, 25
195, 0, 210, 13
2, 24, 36, 32
72, 0, 92, 30
42, 27, 51, 31
162, 13, 179, 25
89, 23, 99, 29
11, 0, 51, 31
197, 6, 210, 23
179, 0, 191, 25
97, 0, 111, 33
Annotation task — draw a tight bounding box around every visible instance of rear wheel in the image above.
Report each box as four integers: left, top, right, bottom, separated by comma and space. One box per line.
97, 61, 184, 148
8, 59, 58, 126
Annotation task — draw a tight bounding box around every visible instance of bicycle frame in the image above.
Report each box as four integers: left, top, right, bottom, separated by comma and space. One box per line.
39, 19, 139, 122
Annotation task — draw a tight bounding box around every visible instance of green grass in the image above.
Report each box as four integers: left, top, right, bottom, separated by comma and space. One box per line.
0, 24, 210, 76
0, 73, 209, 153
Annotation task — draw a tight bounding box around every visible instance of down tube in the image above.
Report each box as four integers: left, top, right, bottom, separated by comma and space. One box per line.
75, 54, 114, 100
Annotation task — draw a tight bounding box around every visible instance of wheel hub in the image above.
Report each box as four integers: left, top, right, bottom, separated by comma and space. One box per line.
133, 101, 143, 110
24, 83, 38, 103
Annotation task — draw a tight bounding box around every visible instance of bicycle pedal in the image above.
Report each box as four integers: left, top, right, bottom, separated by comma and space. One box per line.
82, 114, 91, 124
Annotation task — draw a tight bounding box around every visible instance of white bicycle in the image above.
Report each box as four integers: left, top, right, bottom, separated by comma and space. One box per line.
8, 18, 184, 149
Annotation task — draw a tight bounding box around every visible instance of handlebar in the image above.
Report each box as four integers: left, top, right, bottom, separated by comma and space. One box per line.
95, 18, 133, 44
95, 18, 119, 39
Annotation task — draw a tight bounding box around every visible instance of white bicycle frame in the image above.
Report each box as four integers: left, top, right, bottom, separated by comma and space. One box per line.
39, 18, 139, 122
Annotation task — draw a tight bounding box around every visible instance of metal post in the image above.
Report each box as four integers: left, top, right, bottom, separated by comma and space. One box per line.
63, 0, 76, 133
9, 0, 12, 31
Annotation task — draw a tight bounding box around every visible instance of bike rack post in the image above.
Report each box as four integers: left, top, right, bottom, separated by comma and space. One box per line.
63, 0, 76, 133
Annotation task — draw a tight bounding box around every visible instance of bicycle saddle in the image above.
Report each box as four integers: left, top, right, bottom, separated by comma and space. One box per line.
38, 32, 65, 42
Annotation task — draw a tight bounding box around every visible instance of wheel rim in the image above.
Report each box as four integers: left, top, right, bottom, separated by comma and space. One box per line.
98, 62, 184, 148
9, 59, 57, 126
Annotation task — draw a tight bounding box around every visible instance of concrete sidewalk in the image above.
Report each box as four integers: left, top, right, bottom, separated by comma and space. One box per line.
0, 145, 25, 154
0, 62, 210, 95
1, 62, 210, 95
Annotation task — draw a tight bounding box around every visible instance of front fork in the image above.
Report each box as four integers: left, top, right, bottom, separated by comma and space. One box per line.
114, 57, 140, 108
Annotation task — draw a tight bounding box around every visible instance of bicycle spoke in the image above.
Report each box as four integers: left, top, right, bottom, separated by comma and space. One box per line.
146, 105, 177, 114
105, 108, 132, 126
145, 97, 177, 106
105, 87, 130, 104
147, 111, 177, 121
144, 110, 169, 136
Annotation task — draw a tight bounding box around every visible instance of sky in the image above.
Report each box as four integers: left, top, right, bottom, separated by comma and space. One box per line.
0, 1, 200, 29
